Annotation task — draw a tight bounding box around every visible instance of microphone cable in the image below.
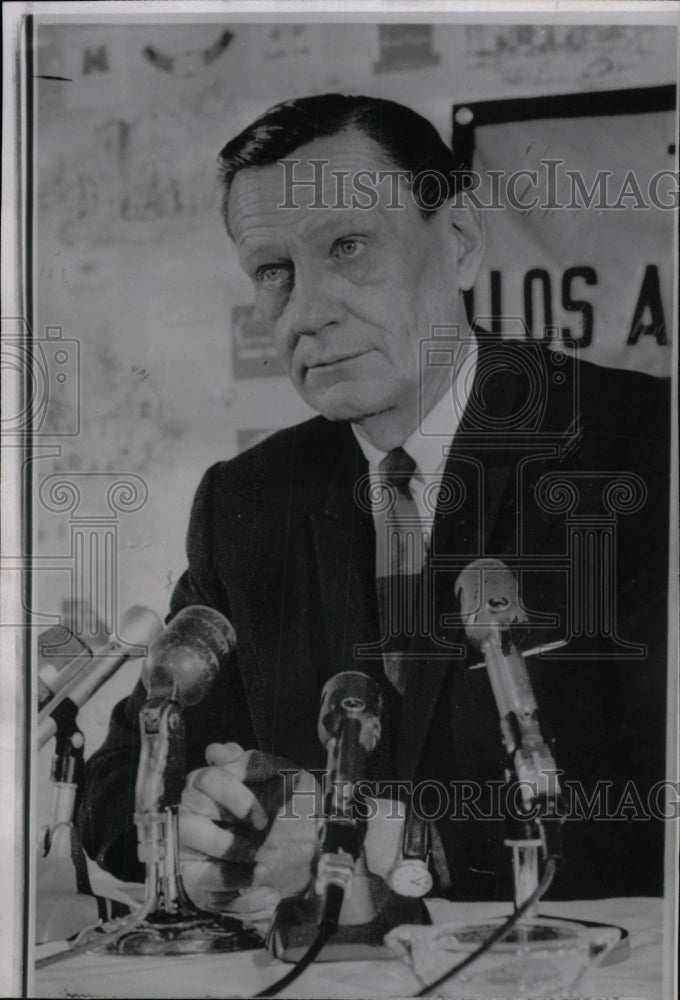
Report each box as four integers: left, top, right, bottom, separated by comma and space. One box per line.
254, 883, 344, 999
413, 857, 558, 997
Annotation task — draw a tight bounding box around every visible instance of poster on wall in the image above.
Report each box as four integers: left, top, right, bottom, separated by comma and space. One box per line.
1, 4, 678, 1000
452, 87, 675, 376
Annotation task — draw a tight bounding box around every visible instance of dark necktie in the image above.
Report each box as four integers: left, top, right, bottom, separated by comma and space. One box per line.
375, 447, 427, 695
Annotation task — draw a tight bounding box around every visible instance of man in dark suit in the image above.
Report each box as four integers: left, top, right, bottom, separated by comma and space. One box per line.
79, 95, 670, 910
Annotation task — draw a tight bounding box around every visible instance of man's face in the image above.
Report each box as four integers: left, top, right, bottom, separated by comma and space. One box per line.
228, 130, 481, 437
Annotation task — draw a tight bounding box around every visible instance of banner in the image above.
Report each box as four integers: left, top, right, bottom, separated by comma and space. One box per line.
454, 86, 676, 376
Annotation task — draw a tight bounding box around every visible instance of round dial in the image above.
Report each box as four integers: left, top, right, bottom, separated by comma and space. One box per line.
388, 859, 433, 898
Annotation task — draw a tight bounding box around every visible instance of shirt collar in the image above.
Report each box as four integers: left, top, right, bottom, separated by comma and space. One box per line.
352, 337, 478, 478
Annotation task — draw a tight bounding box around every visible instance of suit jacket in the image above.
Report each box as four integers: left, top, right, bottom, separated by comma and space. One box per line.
79, 338, 670, 900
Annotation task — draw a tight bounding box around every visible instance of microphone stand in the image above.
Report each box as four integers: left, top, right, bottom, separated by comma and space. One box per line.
37, 607, 263, 967
447, 560, 629, 982
35, 700, 101, 944
36, 609, 164, 948
108, 693, 262, 955
478, 615, 565, 917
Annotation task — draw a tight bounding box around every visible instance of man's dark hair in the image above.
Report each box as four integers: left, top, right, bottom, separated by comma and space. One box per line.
217, 93, 465, 234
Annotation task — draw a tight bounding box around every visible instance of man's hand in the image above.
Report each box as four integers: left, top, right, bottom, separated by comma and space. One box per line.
179, 742, 410, 915
179, 742, 320, 914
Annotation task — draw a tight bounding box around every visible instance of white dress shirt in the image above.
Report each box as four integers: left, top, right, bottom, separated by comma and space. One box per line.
352, 337, 478, 559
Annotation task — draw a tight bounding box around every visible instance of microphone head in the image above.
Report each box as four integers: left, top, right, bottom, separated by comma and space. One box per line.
37, 626, 92, 712
117, 606, 164, 650
318, 671, 383, 750
455, 558, 528, 647
141, 605, 236, 708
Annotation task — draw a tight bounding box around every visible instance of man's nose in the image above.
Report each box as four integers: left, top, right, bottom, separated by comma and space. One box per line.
287, 265, 344, 336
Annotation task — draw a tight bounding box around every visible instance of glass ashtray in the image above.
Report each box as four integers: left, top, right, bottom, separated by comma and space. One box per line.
384, 915, 626, 998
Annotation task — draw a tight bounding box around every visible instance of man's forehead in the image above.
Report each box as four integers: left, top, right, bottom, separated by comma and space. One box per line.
227, 128, 409, 241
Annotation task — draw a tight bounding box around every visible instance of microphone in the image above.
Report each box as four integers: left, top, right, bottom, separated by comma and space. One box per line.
455, 559, 535, 743
140, 605, 236, 707
37, 626, 93, 713
115, 604, 262, 957
315, 672, 383, 911
268, 670, 431, 964
455, 559, 563, 870
38, 606, 163, 749
135, 606, 235, 809
134, 605, 237, 823
388, 564, 626, 990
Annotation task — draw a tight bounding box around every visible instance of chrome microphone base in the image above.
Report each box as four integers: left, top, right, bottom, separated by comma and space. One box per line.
111, 911, 263, 956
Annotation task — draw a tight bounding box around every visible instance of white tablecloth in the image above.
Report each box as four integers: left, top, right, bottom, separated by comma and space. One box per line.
32, 897, 668, 999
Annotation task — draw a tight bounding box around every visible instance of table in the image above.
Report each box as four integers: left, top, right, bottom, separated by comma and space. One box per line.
33, 897, 668, 999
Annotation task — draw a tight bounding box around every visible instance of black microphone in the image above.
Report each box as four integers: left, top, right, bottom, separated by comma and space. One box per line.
38, 606, 163, 749
315, 672, 383, 911
267, 670, 430, 966
37, 626, 93, 713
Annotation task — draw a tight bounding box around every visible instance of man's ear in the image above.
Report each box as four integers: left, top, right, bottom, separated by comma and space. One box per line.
444, 192, 485, 291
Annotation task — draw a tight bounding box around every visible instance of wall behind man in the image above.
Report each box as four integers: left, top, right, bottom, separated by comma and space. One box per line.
32, 21, 676, 794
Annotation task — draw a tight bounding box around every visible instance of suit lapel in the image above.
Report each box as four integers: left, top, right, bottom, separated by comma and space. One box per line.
310, 428, 383, 684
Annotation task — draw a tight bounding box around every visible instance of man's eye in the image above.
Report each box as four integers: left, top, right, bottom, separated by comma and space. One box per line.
331, 237, 367, 261
255, 264, 292, 288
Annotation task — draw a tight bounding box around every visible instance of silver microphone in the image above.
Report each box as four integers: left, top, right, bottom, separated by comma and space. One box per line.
140, 605, 236, 707
37, 626, 93, 713
38, 606, 163, 748
455, 558, 563, 865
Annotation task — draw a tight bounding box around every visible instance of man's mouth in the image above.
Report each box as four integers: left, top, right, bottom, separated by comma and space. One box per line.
306, 351, 369, 370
